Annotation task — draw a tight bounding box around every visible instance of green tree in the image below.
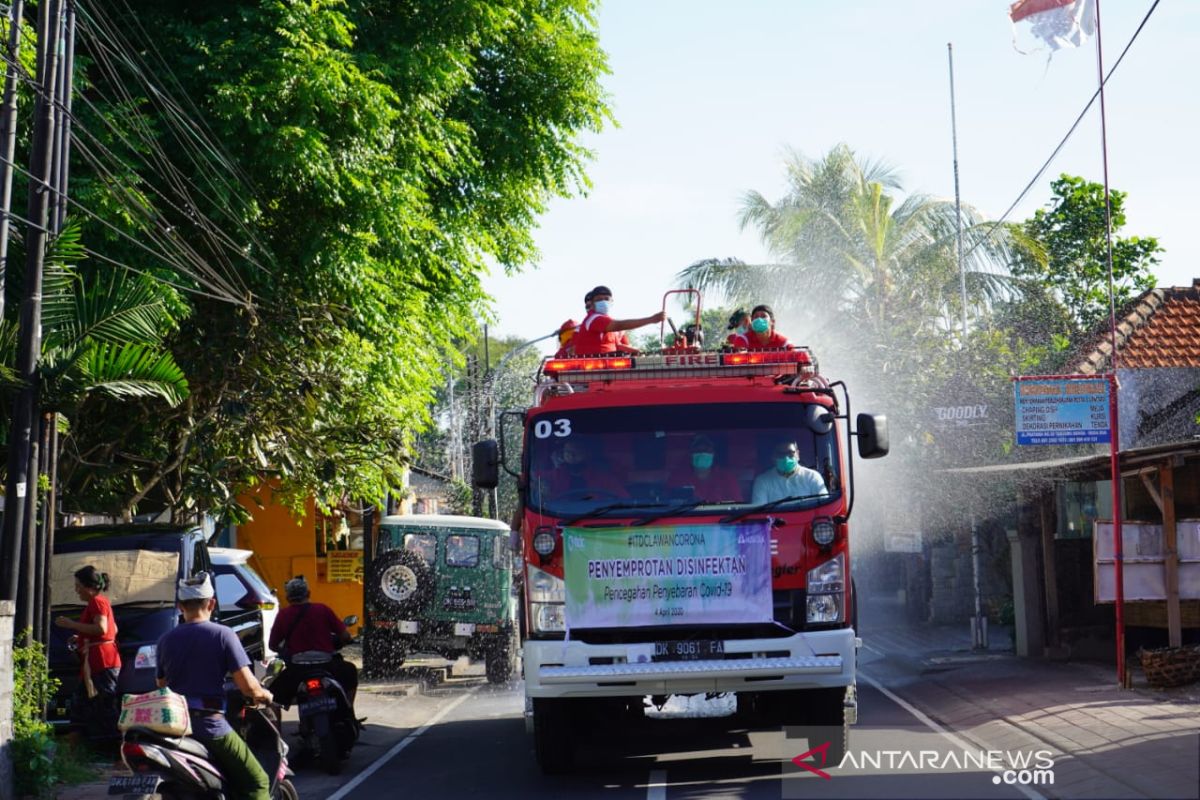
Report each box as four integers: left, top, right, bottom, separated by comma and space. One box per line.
51, 0, 610, 518
1015, 174, 1160, 329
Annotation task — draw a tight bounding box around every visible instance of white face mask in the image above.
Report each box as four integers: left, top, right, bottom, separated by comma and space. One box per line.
593, 300, 611, 315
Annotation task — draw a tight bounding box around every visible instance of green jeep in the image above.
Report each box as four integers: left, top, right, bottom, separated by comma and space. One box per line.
364, 514, 519, 684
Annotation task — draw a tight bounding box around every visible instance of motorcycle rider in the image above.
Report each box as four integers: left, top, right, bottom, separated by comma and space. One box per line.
156, 572, 272, 800
269, 576, 358, 709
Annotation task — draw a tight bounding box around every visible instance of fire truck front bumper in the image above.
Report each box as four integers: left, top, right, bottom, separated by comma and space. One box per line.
523, 628, 856, 700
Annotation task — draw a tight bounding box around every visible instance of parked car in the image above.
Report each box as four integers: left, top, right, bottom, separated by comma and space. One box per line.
47, 525, 264, 730
364, 514, 518, 683
210, 547, 280, 660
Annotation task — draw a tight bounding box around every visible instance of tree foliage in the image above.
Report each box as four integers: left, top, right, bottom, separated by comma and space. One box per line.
1014, 174, 1160, 329
48, 0, 609, 518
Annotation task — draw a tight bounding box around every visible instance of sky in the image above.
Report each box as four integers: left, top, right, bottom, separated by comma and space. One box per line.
482, 0, 1197, 351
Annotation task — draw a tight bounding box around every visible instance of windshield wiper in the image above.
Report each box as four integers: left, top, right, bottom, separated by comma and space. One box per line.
720, 493, 827, 524
629, 500, 710, 527
561, 501, 658, 526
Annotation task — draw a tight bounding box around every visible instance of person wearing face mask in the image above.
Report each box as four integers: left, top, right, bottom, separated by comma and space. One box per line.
725, 309, 751, 349
571, 285, 667, 356
750, 440, 828, 504
745, 304, 791, 351
548, 439, 626, 497
668, 434, 742, 502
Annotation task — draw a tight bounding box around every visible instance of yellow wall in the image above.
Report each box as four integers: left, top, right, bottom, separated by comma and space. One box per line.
235, 483, 363, 634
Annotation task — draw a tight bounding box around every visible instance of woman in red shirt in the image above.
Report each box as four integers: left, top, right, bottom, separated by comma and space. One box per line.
55, 565, 122, 737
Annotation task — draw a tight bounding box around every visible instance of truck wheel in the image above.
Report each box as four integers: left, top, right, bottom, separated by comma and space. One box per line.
532, 698, 574, 774
486, 630, 520, 684
364, 630, 407, 678
369, 549, 433, 618
787, 688, 848, 769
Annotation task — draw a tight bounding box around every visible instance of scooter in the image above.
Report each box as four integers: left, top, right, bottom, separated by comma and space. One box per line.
276, 616, 362, 775
110, 702, 296, 799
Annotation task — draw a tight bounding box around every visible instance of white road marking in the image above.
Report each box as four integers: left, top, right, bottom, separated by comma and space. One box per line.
858, 649, 1046, 800
326, 685, 482, 800
647, 768, 668, 800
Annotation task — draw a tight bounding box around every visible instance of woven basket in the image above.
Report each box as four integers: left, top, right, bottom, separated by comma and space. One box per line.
1138, 645, 1200, 688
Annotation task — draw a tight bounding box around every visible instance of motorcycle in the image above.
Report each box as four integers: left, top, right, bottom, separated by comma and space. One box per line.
276, 615, 362, 775
110, 701, 296, 800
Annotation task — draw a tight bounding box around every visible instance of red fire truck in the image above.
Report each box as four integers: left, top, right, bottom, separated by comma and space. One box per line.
472, 296, 887, 773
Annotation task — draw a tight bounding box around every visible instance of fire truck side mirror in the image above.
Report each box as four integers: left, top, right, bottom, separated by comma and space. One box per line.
472, 440, 500, 489
856, 413, 889, 459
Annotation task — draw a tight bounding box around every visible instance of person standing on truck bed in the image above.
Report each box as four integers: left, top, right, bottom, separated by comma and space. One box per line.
571, 285, 666, 356
725, 308, 751, 349
751, 440, 828, 504
553, 318, 579, 358
668, 434, 742, 503
745, 304, 791, 350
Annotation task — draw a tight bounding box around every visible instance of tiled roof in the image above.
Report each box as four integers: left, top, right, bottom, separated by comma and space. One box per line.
1070, 281, 1200, 374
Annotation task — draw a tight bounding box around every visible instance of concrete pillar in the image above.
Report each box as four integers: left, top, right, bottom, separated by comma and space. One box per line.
1007, 516, 1046, 658
0, 600, 14, 800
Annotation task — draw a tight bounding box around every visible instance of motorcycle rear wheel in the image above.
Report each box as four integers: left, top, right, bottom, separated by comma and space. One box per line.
274, 778, 299, 800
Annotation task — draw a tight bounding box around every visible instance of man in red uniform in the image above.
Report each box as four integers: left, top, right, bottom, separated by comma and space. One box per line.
745, 304, 791, 350
572, 285, 666, 356
668, 434, 742, 503
553, 318, 578, 358
269, 576, 358, 707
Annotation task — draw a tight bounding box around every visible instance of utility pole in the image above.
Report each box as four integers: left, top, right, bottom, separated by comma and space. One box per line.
0, 0, 25, 323
2, 0, 65, 609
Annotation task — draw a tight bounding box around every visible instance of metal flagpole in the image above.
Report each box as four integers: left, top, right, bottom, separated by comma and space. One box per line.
948, 42, 987, 650
1092, 0, 1126, 688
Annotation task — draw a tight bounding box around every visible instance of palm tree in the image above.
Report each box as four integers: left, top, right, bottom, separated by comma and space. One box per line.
0, 224, 188, 435
679, 144, 1018, 352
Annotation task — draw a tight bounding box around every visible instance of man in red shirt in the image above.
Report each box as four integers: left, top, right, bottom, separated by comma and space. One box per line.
571, 285, 666, 356
269, 576, 358, 707
667, 435, 742, 503
745, 304, 792, 350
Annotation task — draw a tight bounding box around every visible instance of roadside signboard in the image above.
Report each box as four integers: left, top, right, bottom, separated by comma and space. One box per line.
327, 550, 363, 583
1014, 377, 1110, 445
562, 522, 772, 629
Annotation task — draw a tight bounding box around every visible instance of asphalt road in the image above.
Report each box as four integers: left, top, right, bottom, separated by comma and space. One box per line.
285, 653, 1044, 800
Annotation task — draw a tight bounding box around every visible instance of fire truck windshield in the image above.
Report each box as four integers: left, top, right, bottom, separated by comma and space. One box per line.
527, 403, 841, 519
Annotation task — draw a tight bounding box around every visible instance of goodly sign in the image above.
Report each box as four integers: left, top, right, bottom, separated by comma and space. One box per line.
563, 523, 772, 629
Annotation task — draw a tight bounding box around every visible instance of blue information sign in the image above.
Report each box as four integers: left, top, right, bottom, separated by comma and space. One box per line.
1014, 378, 1111, 445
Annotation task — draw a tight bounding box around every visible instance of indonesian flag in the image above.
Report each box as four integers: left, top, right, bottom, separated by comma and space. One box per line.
1009, 0, 1096, 51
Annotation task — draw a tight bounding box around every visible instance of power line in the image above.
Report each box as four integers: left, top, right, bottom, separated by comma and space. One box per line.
964, 0, 1161, 262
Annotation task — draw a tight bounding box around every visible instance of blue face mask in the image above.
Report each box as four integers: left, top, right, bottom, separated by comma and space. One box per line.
751, 317, 770, 334
593, 300, 611, 315
692, 452, 714, 470
776, 456, 797, 474
735, 325, 747, 335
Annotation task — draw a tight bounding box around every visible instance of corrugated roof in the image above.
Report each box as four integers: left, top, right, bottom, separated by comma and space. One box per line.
1071, 282, 1200, 374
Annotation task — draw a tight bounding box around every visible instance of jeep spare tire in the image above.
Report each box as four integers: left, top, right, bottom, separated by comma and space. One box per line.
369, 549, 434, 617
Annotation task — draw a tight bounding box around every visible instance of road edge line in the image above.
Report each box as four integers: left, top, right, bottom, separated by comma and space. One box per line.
325, 685, 482, 800
858, 661, 1046, 800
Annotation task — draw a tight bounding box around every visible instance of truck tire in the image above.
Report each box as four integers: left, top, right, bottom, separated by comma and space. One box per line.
364, 629, 407, 678
786, 687, 848, 769
532, 698, 574, 774
368, 549, 433, 618
485, 632, 517, 685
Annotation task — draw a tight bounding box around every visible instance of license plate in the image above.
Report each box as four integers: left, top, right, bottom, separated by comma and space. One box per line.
444, 588, 476, 611
653, 640, 724, 662
453, 622, 476, 636
108, 774, 161, 795
298, 696, 337, 717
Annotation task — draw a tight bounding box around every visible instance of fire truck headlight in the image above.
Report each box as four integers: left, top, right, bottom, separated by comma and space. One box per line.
533, 603, 566, 633
806, 593, 841, 624
806, 553, 844, 594
527, 564, 565, 603
811, 519, 836, 546
532, 528, 557, 557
